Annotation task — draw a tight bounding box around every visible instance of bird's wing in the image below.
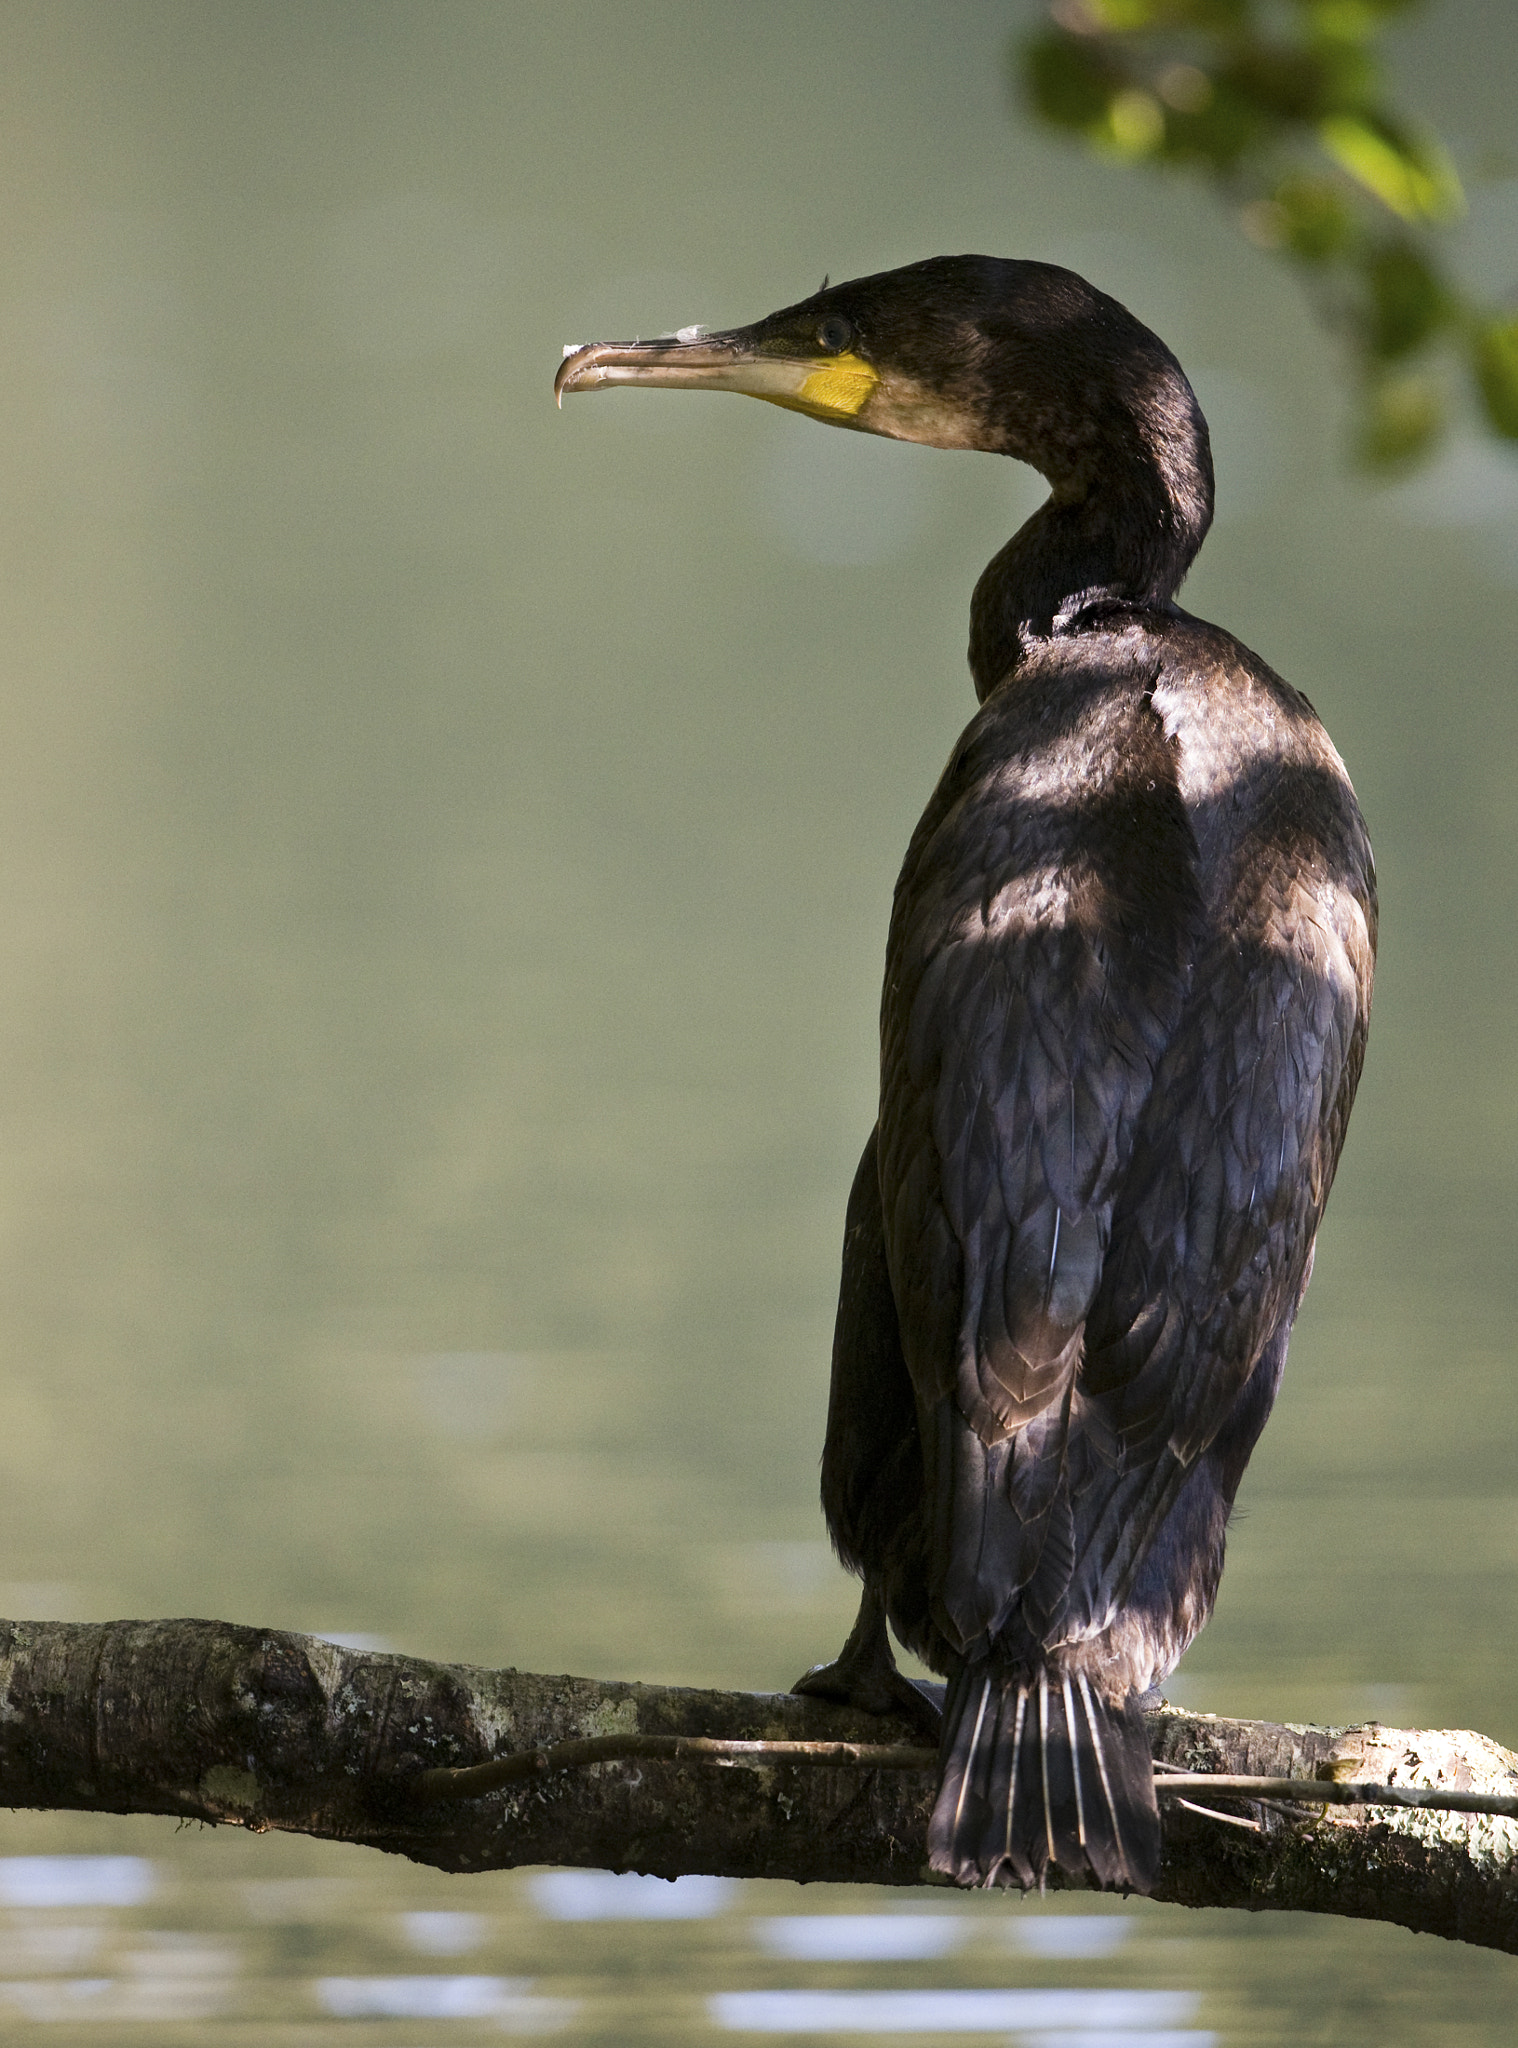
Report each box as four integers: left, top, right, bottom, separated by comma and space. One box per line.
881, 672, 1199, 1428
878, 657, 1375, 1658
879, 672, 1200, 1647
1062, 825, 1376, 1645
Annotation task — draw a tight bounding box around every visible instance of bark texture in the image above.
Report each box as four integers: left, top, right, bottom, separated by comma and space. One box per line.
2, 1618, 1515, 1953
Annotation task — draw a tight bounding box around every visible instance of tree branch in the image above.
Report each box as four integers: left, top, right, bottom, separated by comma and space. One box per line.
2, 1618, 1515, 1953
413, 1733, 1518, 1821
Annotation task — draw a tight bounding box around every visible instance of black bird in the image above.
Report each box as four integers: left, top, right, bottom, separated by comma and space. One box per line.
555, 257, 1375, 1894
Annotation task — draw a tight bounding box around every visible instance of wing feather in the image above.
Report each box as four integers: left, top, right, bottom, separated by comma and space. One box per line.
879, 632, 1375, 1666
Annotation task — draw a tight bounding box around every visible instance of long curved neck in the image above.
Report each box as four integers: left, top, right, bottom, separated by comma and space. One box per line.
967, 389, 1214, 702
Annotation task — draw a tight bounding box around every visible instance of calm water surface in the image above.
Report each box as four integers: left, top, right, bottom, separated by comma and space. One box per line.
0, 3, 1515, 2040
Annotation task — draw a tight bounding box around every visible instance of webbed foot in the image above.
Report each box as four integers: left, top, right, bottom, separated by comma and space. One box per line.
792, 1582, 944, 1743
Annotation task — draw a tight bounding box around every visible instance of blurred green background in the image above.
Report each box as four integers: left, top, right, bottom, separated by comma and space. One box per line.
0, 1, 1515, 2040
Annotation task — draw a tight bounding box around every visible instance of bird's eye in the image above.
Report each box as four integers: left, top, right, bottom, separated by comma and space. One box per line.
817, 316, 854, 355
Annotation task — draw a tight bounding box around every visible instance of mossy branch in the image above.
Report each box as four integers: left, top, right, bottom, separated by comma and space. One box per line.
1, 1618, 1516, 1953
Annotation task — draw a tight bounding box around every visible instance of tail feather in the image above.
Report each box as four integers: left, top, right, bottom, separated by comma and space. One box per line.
927, 1662, 1160, 1892
947, 1669, 995, 1849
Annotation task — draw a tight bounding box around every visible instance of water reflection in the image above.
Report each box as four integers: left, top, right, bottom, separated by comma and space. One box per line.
1009, 1917, 1133, 1960
756, 1916, 968, 1961
707, 1987, 1204, 2033
314, 1973, 556, 2021
399, 1908, 490, 1954
0, 1846, 1513, 2041
531, 1871, 738, 1921
0, 1859, 154, 1909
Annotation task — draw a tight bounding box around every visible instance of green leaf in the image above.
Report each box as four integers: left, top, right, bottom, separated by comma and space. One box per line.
1296, 0, 1421, 43
1009, 0, 1497, 475
1223, 39, 1373, 122
1021, 28, 1171, 160
1157, 78, 1266, 172
1104, 86, 1167, 155
1318, 112, 1466, 222
1272, 173, 1355, 260
1079, 0, 1246, 27
1474, 316, 1518, 440
1022, 30, 1119, 131
1224, 47, 1336, 122
1361, 239, 1449, 358
1358, 371, 1443, 467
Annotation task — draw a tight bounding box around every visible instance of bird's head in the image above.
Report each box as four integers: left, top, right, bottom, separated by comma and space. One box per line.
555, 254, 1210, 513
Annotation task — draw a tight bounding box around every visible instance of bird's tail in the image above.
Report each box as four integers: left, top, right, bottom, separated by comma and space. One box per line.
926, 1662, 1160, 1892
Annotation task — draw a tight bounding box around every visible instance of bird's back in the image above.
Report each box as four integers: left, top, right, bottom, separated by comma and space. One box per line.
879, 610, 1375, 1682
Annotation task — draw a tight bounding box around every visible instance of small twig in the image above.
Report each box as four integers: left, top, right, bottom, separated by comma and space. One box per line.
1174, 1796, 1263, 1833
1256, 1798, 1319, 1822
1153, 1775, 1518, 1819
412, 1736, 939, 1804
412, 1739, 1518, 1820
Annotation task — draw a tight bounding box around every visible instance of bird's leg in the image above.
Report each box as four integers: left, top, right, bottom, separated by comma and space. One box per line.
792, 1580, 944, 1742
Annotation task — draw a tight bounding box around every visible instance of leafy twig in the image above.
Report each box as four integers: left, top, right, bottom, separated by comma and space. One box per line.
1015, 0, 1518, 467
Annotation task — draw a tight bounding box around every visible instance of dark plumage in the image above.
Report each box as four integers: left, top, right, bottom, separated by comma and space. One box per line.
556, 256, 1375, 1893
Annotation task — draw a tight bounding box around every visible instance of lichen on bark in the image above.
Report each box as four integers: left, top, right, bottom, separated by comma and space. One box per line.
1, 1618, 1515, 1953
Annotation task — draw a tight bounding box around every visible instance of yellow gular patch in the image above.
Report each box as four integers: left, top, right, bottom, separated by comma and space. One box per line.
763, 351, 878, 422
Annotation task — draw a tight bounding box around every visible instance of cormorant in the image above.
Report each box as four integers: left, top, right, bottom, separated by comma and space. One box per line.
555, 257, 1375, 1894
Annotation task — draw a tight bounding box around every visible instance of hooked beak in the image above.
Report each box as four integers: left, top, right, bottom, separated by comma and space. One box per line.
554, 330, 879, 425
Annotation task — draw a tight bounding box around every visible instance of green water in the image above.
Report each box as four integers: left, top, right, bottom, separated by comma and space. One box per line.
0, 2, 1515, 2039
